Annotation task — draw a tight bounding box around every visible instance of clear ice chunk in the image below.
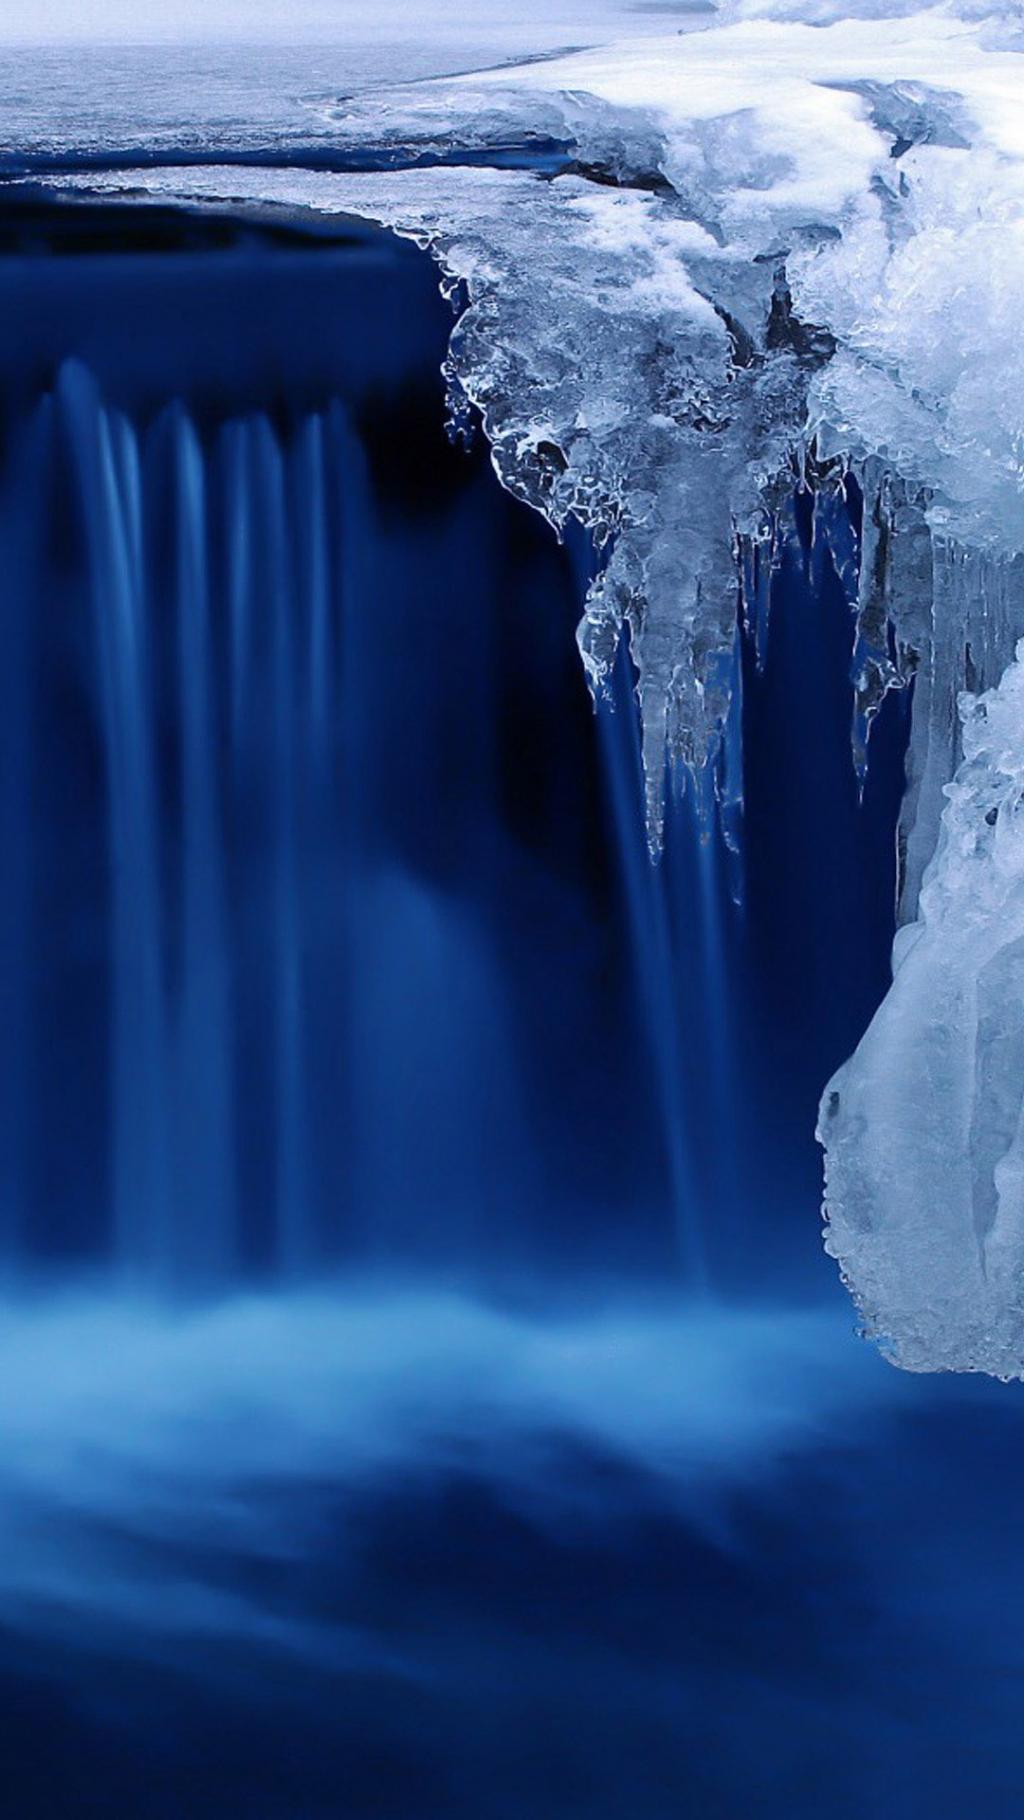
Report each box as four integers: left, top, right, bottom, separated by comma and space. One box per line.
821, 641, 1024, 1378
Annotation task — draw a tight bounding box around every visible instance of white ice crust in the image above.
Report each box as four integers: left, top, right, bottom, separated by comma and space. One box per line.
39, 0, 1024, 1374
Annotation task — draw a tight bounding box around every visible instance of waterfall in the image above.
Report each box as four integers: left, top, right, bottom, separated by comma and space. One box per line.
0, 347, 385, 1283
60, 361, 173, 1278
0, 352, 908, 1293
169, 404, 234, 1280
0, 396, 45, 1264
0, 318, 681, 1286
0, 203, 908, 1298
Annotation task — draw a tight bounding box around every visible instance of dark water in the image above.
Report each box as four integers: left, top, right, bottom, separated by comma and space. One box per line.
0, 196, 1021, 1818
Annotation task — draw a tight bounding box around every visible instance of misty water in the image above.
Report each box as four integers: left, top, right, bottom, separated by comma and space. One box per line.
1, 196, 1022, 1817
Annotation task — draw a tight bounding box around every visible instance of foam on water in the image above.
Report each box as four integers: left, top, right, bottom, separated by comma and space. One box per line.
0, 1285, 895, 1647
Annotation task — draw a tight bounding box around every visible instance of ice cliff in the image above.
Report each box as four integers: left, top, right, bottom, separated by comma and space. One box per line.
44, 0, 1024, 1373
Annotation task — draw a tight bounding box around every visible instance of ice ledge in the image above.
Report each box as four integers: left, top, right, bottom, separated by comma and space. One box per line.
43, 5, 1024, 842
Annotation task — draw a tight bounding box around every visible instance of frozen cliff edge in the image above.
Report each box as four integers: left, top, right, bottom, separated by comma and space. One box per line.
49, 4, 1024, 848
40, 0, 1024, 1373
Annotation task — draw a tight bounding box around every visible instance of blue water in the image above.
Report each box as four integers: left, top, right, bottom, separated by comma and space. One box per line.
0, 196, 1021, 1817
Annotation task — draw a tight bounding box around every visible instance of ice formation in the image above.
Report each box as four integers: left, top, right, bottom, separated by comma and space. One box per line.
37, 0, 1024, 1371
50, 6, 1024, 844
822, 644, 1024, 1377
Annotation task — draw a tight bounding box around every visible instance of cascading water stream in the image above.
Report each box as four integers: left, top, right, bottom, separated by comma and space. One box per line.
0, 393, 42, 1266
41, 365, 373, 1280
60, 362, 173, 1278
170, 403, 234, 1280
